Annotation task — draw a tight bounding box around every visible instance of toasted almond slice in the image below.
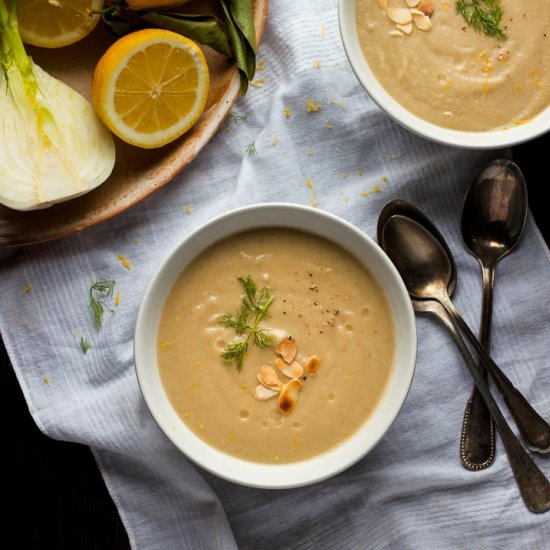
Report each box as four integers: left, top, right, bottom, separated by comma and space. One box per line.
275, 357, 304, 379
305, 355, 320, 375
254, 384, 279, 400
418, 0, 434, 16
389, 29, 404, 36
278, 378, 302, 415
413, 13, 432, 30
387, 7, 412, 25
409, 8, 424, 15
258, 366, 282, 390
406, 0, 419, 6
397, 22, 413, 34
276, 336, 297, 364
378, 0, 387, 9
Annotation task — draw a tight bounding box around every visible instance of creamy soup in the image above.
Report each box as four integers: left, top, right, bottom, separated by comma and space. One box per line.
157, 228, 395, 464
356, 0, 549, 131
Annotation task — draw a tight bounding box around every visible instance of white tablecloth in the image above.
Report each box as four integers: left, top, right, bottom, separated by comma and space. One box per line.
1, 1, 550, 547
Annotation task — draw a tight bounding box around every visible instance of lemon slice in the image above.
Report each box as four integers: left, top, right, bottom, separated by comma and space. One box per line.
92, 29, 210, 149
17, 0, 103, 48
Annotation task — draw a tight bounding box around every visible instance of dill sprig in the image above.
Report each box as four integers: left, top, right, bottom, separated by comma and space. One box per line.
89, 278, 116, 330
80, 337, 93, 354
456, 0, 507, 40
245, 142, 257, 156
217, 276, 275, 371
228, 110, 248, 124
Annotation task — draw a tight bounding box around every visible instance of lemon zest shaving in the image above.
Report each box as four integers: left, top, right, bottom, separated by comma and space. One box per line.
118, 254, 132, 270
306, 98, 322, 112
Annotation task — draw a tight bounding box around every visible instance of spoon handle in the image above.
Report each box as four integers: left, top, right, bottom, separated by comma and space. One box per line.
460, 264, 496, 470
444, 297, 550, 453
425, 301, 550, 513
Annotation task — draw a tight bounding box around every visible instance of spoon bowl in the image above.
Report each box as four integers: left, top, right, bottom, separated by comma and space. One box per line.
461, 159, 528, 265
377, 200, 457, 296
381, 215, 452, 301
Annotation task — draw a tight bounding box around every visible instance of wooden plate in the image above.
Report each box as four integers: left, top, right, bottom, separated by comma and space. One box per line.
0, 0, 268, 248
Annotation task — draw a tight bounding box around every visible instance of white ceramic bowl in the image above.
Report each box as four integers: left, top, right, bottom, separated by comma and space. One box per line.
338, 0, 550, 149
134, 203, 417, 488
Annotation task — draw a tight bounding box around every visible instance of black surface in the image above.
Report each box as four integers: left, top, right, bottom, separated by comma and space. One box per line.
0, 133, 548, 549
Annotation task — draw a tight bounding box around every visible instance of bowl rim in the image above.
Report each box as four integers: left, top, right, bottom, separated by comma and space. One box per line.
338, 0, 550, 149
134, 202, 417, 488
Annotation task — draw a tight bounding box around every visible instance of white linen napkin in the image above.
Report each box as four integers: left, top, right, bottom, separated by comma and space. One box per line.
1, 1, 550, 547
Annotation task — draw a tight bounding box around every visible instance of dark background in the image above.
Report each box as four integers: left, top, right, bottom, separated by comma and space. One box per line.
0, 133, 548, 549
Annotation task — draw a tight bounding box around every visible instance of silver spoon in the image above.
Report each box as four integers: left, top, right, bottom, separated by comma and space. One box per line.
460, 159, 528, 471
377, 200, 494, 470
380, 214, 550, 513
382, 214, 550, 453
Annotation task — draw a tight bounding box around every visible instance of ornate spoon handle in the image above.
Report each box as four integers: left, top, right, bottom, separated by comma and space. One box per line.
442, 296, 550, 454
460, 263, 495, 470
414, 299, 550, 513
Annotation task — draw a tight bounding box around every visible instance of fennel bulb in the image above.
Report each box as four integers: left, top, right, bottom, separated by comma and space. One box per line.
0, 0, 115, 211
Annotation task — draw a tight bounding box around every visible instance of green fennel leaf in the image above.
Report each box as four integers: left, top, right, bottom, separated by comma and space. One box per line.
456, 0, 507, 40
228, 111, 248, 124
89, 278, 116, 330
221, 340, 248, 372
254, 329, 274, 349
217, 276, 274, 371
80, 337, 93, 354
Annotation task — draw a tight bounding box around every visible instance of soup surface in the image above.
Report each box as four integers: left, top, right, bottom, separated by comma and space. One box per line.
356, 0, 549, 131
158, 228, 395, 463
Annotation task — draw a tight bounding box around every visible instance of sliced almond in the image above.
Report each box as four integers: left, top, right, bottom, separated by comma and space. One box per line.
305, 355, 320, 375
413, 13, 432, 31
409, 8, 424, 15
278, 378, 302, 415
387, 7, 412, 25
378, 0, 387, 9
258, 366, 282, 390
418, 0, 434, 16
389, 29, 404, 36
275, 336, 297, 364
406, 0, 419, 6
397, 22, 413, 34
275, 357, 304, 379
254, 384, 279, 400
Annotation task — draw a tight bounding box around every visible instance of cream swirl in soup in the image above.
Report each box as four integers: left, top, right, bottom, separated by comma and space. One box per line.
157, 228, 395, 464
356, 0, 549, 131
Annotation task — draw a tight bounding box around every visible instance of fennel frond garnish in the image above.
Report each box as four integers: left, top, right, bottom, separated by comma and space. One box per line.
0, 0, 115, 211
228, 111, 248, 124
456, 0, 507, 40
89, 279, 116, 330
79, 337, 93, 355
217, 276, 275, 371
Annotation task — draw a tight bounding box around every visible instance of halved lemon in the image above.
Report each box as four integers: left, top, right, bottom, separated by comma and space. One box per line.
92, 29, 210, 149
17, 0, 103, 48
